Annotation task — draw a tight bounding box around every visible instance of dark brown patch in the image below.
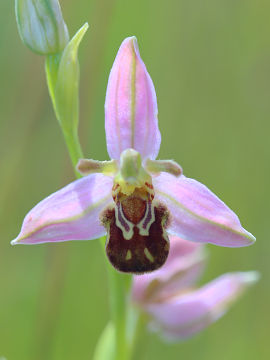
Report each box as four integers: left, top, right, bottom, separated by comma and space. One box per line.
103, 203, 170, 274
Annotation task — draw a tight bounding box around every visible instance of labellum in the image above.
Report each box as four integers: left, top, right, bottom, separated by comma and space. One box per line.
101, 184, 170, 274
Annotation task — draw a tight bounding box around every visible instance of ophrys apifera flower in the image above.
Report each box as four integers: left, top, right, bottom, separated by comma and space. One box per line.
12, 37, 255, 274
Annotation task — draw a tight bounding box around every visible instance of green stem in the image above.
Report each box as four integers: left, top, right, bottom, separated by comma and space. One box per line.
63, 130, 84, 173
127, 307, 145, 358
107, 267, 132, 360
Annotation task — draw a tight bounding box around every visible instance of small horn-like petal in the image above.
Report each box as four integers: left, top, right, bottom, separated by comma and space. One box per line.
153, 173, 256, 247
76, 158, 117, 176
132, 236, 207, 303
11, 174, 113, 244
145, 271, 259, 340
105, 37, 161, 161
146, 159, 182, 177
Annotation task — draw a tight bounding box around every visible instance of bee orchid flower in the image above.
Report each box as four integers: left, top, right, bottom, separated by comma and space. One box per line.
132, 236, 259, 340
12, 37, 255, 274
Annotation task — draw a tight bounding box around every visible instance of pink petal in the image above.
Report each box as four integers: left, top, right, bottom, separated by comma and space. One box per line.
11, 174, 113, 244
105, 37, 161, 161
132, 236, 206, 303
153, 174, 256, 247
145, 271, 259, 340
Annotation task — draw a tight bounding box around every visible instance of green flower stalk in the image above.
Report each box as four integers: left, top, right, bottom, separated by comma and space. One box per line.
15, 0, 69, 55
45, 23, 89, 168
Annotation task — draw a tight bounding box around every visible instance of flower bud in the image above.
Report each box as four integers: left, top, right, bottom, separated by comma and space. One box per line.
15, 0, 69, 55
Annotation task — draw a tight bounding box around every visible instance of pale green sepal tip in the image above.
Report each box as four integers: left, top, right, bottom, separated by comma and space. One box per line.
240, 271, 260, 285
54, 23, 89, 134
15, 0, 69, 55
243, 230, 256, 245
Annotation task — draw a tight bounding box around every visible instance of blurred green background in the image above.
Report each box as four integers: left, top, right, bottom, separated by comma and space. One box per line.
0, 0, 269, 359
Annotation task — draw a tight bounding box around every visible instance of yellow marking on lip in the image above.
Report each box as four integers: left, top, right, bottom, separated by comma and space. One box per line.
126, 250, 132, 260
144, 247, 154, 263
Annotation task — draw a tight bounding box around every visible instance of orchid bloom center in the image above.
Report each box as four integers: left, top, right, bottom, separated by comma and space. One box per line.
114, 149, 153, 196
76, 149, 183, 274
100, 149, 169, 274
